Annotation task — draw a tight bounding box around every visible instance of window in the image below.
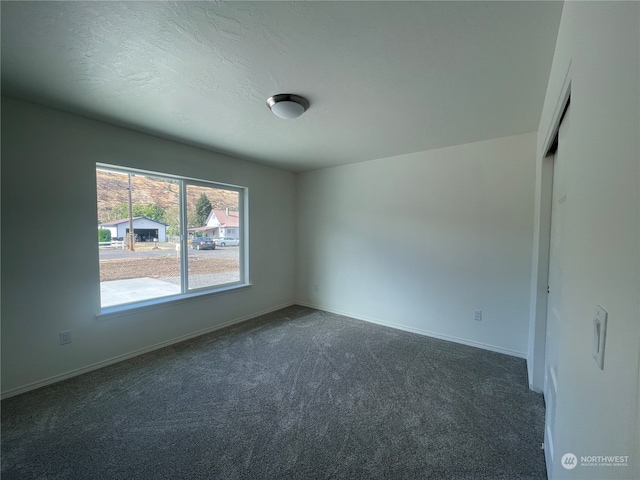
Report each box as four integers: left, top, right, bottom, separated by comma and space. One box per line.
96, 164, 246, 310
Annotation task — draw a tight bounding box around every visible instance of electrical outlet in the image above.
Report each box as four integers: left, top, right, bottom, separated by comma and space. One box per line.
473, 310, 482, 321
59, 331, 72, 345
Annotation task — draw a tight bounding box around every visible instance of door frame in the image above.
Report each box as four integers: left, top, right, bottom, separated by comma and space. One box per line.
528, 62, 571, 393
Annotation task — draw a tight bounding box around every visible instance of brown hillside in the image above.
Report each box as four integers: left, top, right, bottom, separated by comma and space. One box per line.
96, 170, 238, 224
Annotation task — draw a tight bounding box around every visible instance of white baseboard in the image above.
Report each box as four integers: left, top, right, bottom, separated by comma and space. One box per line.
3, 301, 526, 399
297, 301, 527, 359
1, 301, 296, 400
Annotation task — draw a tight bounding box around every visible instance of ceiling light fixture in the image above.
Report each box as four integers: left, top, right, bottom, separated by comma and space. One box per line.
266, 94, 309, 120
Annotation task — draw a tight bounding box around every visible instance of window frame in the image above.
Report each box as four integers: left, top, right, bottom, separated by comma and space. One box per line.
95, 163, 249, 319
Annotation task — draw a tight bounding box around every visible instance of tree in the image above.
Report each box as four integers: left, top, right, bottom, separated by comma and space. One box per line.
106, 203, 167, 224
135, 204, 167, 224
165, 206, 181, 237
194, 193, 212, 227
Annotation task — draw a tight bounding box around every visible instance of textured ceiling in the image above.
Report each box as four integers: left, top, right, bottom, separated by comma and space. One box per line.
1, 1, 562, 172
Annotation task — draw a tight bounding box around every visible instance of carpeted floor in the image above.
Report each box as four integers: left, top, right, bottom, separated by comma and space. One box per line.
1, 306, 547, 479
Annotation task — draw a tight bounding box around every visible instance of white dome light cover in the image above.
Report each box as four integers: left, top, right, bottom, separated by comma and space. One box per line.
267, 94, 310, 120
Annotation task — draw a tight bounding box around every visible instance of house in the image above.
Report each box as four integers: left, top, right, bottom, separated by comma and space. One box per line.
1, 2, 638, 479
99, 217, 168, 243
189, 209, 240, 240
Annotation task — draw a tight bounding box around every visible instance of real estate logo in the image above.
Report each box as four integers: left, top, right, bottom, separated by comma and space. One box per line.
561, 452, 630, 470
561, 453, 577, 470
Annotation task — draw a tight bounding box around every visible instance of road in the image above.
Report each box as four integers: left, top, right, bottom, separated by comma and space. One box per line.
99, 243, 239, 261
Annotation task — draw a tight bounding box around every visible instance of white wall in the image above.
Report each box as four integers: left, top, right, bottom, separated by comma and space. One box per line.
1, 97, 297, 396
297, 133, 536, 357
533, 2, 640, 479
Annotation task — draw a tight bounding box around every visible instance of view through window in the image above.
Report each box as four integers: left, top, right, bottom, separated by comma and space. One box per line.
96, 165, 244, 309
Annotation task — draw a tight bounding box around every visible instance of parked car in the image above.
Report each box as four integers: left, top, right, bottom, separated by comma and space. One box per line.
217, 237, 239, 247
190, 237, 216, 250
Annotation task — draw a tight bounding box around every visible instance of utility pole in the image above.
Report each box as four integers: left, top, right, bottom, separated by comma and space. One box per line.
128, 173, 135, 251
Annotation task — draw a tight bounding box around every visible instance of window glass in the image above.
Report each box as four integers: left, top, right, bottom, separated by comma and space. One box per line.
186, 185, 240, 290
97, 165, 245, 309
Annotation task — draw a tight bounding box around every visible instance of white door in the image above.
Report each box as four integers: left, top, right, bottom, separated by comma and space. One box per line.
544, 104, 570, 475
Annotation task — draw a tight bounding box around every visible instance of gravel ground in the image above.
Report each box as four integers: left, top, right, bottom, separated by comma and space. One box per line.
160, 272, 241, 289
99, 256, 239, 282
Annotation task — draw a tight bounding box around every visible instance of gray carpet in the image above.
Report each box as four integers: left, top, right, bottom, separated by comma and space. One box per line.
1, 306, 546, 479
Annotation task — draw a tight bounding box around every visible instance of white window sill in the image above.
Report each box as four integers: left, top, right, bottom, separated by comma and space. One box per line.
95, 283, 252, 321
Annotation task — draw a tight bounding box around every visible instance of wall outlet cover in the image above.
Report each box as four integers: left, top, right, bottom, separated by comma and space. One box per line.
60, 331, 72, 345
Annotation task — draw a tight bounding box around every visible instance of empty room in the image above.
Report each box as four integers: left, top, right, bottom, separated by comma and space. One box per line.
1, 2, 639, 479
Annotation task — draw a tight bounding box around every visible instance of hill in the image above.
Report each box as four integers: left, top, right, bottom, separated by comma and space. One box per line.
96, 169, 238, 226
